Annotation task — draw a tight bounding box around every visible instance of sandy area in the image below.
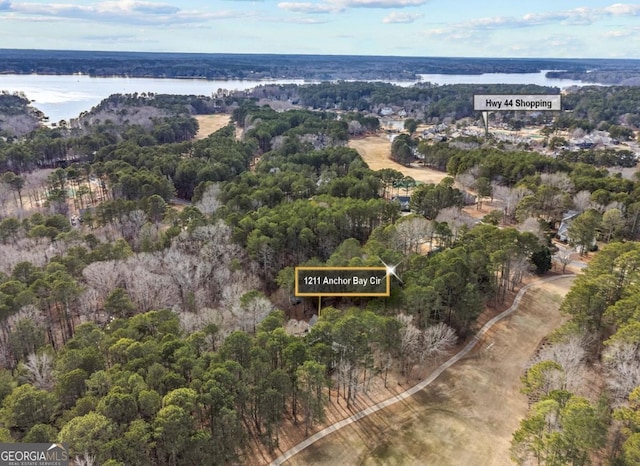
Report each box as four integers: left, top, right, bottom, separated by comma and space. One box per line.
348, 135, 449, 185
282, 276, 575, 466
194, 114, 232, 139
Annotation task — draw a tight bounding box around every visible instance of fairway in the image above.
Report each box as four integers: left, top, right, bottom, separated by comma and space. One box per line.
194, 114, 232, 139
349, 135, 449, 185
282, 276, 575, 466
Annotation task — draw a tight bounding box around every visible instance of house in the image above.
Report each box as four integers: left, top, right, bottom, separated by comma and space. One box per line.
557, 210, 580, 242
576, 141, 595, 150
392, 195, 411, 212
462, 191, 477, 206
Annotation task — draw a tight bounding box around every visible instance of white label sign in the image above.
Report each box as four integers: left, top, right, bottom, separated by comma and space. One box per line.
474, 94, 561, 111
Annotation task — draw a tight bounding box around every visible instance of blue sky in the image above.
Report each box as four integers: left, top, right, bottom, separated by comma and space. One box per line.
0, 0, 638, 57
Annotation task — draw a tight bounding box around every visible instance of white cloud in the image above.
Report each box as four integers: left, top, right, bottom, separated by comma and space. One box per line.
261, 14, 331, 23
100, 0, 180, 15
422, 27, 482, 41
80, 33, 161, 45
291, 17, 329, 23
464, 7, 597, 30
602, 26, 640, 38
278, 0, 428, 13
277, 2, 341, 13
346, 0, 427, 8
383, 11, 422, 23
0, 0, 240, 25
546, 35, 584, 50
423, 27, 482, 42
427, 3, 640, 37
604, 3, 640, 16
602, 29, 630, 37
505, 35, 585, 58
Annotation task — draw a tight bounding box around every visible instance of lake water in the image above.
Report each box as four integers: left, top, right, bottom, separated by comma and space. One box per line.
416, 71, 590, 88
0, 74, 307, 123
0, 71, 591, 123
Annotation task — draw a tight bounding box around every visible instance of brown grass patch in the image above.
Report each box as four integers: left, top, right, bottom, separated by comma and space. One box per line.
194, 114, 232, 139
348, 135, 449, 185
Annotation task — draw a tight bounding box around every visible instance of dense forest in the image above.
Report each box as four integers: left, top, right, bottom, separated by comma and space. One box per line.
296, 82, 559, 115
547, 65, 640, 85
1, 49, 640, 82
0, 92, 45, 137
0, 81, 639, 464
244, 82, 640, 130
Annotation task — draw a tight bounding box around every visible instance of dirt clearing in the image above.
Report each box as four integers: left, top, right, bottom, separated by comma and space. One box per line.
349, 135, 449, 185
283, 276, 575, 466
194, 114, 231, 139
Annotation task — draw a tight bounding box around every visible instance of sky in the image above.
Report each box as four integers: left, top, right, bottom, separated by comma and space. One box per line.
0, 0, 639, 57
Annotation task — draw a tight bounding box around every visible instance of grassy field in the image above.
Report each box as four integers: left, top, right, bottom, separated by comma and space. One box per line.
194, 114, 232, 139
284, 277, 575, 466
348, 135, 449, 185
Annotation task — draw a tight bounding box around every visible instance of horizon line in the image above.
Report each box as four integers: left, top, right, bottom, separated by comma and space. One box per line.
1, 48, 639, 62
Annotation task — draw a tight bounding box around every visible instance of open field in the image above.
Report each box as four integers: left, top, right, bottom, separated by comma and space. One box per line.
348, 133, 500, 218
349, 135, 449, 185
194, 114, 232, 139
280, 276, 575, 466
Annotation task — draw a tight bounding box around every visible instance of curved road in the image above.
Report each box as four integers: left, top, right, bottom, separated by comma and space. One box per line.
270, 274, 572, 466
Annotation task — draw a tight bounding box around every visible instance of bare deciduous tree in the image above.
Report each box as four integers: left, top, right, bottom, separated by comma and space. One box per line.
419, 322, 457, 362
195, 183, 222, 216
394, 216, 432, 254
0, 182, 12, 217
554, 248, 574, 274
397, 314, 421, 378
509, 257, 532, 290
0, 239, 51, 275
77, 289, 104, 323
435, 207, 475, 240
375, 350, 394, 388
518, 217, 546, 244
335, 357, 353, 404
455, 171, 476, 191
82, 260, 122, 296
540, 172, 575, 194
347, 120, 364, 136
119, 209, 147, 246
123, 263, 178, 313
493, 185, 531, 222
166, 223, 248, 309
22, 352, 55, 390
74, 453, 96, 466
532, 334, 590, 394
397, 315, 456, 379
572, 190, 592, 213
238, 291, 273, 334
603, 341, 640, 403
77, 221, 261, 337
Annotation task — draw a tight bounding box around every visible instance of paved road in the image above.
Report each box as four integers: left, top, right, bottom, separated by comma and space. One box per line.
269, 274, 572, 466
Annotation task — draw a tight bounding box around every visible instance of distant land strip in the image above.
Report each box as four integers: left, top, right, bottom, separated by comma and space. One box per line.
1, 49, 640, 83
